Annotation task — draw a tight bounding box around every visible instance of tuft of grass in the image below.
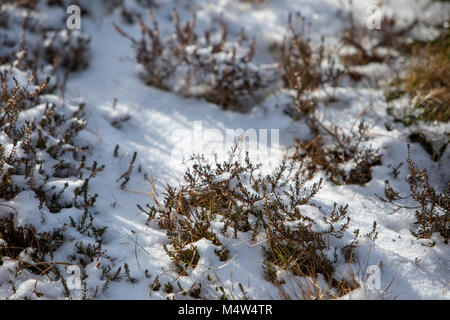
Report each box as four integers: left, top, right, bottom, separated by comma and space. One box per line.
385, 28, 449, 160
402, 32, 450, 123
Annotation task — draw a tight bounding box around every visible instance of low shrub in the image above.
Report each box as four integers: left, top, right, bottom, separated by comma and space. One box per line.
139, 146, 371, 297
280, 13, 341, 102
339, 4, 417, 67
278, 13, 382, 185
0, 2, 90, 72
0, 61, 113, 299
291, 118, 382, 185
377, 146, 449, 245
116, 10, 279, 112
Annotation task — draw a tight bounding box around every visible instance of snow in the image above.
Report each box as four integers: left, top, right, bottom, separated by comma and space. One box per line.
0, 0, 449, 300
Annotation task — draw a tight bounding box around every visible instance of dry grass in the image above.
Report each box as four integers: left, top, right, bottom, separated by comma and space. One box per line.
277, 246, 397, 300
403, 33, 450, 123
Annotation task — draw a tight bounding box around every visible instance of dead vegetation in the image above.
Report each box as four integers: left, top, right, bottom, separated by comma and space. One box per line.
277, 12, 342, 120
1, 0, 448, 300
384, 23, 449, 163
387, 28, 450, 126
337, 2, 448, 126
0, 71, 86, 205
402, 30, 450, 123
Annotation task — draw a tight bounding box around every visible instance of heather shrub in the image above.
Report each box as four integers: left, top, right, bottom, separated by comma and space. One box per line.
116, 10, 280, 112
139, 146, 373, 298
377, 146, 449, 245
291, 121, 382, 185
280, 13, 341, 103
0, 62, 116, 300
339, 3, 417, 67
0, 2, 90, 72
276, 13, 381, 185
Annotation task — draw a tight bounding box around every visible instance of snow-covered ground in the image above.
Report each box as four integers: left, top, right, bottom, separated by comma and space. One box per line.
0, 0, 449, 300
